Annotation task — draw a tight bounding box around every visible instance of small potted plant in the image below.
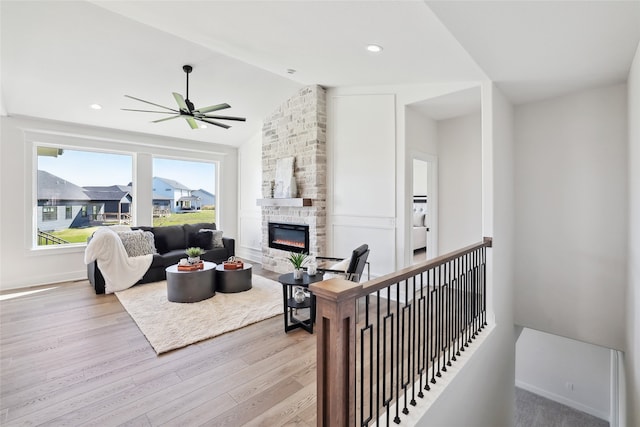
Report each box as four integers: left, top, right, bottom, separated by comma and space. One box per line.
288, 252, 308, 280
185, 247, 204, 264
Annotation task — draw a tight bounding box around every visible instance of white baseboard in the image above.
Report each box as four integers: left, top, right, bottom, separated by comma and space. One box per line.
236, 246, 262, 264
515, 380, 610, 422
1, 270, 86, 291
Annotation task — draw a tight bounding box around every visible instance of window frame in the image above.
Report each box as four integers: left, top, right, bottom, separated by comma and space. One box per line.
26, 132, 223, 253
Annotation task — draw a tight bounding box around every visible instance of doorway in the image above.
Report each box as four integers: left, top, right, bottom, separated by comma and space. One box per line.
411, 156, 437, 264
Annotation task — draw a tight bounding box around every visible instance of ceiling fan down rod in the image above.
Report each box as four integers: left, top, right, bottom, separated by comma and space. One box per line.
183, 64, 192, 110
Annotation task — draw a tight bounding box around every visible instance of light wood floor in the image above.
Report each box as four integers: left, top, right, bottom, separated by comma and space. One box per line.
0, 265, 318, 426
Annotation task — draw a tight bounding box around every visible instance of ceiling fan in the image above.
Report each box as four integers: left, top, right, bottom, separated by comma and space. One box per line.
122, 65, 246, 130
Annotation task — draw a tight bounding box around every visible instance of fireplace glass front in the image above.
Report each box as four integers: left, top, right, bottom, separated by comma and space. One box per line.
268, 222, 309, 253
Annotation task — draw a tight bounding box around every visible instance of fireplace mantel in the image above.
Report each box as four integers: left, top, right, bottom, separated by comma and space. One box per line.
257, 198, 312, 207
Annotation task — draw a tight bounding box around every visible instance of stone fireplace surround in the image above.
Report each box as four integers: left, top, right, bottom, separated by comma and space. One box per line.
260, 85, 327, 273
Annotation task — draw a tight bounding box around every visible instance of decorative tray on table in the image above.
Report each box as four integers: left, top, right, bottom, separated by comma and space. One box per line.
223, 257, 244, 270
177, 261, 204, 271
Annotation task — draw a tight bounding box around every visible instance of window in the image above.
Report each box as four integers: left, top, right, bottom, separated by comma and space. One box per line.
152, 157, 216, 227
36, 147, 132, 246
42, 206, 57, 221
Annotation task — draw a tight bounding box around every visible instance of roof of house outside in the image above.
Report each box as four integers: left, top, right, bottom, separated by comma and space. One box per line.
153, 177, 190, 191
83, 185, 131, 202
192, 188, 214, 197
37, 170, 90, 201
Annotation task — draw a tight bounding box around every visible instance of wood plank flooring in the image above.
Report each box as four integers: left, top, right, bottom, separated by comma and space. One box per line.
0, 266, 317, 426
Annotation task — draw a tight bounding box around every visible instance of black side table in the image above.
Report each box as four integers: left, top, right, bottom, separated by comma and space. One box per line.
278, 272, 324, 334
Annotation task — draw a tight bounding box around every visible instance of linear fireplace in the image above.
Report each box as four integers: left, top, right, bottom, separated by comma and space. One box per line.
268, 222, 310, 254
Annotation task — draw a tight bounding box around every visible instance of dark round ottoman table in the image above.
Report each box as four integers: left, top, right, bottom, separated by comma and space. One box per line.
215, 263, 252, 293
165, 261, 216, 303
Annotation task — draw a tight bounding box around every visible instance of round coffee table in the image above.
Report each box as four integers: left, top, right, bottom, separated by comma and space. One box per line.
165, 261, 216, 303
215, 263, 252, 293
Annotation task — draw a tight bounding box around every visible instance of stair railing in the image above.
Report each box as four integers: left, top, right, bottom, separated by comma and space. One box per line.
310, 237, 492, 426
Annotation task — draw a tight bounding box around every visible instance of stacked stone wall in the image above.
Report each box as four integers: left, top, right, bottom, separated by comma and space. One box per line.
261, 85, 327, 273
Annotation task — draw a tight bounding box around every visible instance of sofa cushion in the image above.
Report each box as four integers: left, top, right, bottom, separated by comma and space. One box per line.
184, 222, 217, 247
151, 225, 185, 254
161, 249, 188, 268
201, 247, 230, 264
194, 230, 214, 250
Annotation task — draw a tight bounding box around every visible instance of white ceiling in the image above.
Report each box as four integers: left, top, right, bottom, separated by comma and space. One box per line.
2, 1, 639, 146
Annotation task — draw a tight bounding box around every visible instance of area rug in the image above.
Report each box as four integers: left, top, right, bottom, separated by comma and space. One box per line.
115, 275, 282, 354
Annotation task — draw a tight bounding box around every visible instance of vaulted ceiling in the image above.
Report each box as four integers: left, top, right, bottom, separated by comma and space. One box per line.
2, 1, 639, 146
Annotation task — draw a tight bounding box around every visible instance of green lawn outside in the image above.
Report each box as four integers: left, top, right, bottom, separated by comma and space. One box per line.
152, 210, 215, 227
48, 226, 101, 244
45, 210, 216, 245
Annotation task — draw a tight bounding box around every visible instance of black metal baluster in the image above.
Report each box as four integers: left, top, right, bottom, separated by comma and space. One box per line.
361, 296, 373, 426
394, 282, 401, 424
410, 276, 417, 406
436, 265, 442, 378
441, 262, 448, 373
376, 290, 381, 423
417, 273, 426, 397
430, 267, 437, 385
401, 280, 409, 417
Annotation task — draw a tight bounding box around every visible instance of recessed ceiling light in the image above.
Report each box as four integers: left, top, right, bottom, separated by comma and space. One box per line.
366, 44, 383, 53
90, 103, 102, 110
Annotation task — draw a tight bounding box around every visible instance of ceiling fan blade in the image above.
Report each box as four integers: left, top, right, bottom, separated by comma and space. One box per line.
152, 115, 181, 123
172, 92, 190, 112
198, 118, 231, 129
202, 114, 246, 122
124, 95, 178, 112
185, 116, 199, 129
194, 103, 230, 114
121, 108, 178, 114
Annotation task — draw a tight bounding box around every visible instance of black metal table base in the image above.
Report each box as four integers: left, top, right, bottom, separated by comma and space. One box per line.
278, 272, 324, 334
283, 292, 315, 333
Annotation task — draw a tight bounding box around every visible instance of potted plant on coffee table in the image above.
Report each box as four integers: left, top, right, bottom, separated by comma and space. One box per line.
288, 252, 308, 280
185, 247, 204, 264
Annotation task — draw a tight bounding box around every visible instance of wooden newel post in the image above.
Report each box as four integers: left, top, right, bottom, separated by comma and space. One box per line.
310, 277, 362, 427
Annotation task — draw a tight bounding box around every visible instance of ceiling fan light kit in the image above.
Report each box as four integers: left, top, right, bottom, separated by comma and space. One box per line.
123, 64, 246, 130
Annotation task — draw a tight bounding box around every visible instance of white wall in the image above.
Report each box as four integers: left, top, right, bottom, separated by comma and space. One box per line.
327, 93, 397, 276
514, 84, 628, 351
236, 130, 262, 262
0, 115, 238, 290
418, 82, 516, 427
437, 113, 482, 254
516, 328, 611, 420
626, 41, 640, 427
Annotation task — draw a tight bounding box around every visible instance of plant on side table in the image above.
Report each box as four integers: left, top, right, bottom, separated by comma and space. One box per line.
185, 247, 204, 264
288, 252, 308, 280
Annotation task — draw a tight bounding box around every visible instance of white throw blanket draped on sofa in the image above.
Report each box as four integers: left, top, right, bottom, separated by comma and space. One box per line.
84, 227, 153, 293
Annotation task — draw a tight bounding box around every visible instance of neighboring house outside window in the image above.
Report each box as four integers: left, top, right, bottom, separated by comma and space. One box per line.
42, 206, 57, 221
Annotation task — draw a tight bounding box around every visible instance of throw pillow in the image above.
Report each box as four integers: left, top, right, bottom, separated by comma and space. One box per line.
118, 230, 157, 257
323, 257, 351, 279
199, 228, 224, 248
196, 229, 214, 250
412, 213, 425, 227
329, 257, 350, 272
